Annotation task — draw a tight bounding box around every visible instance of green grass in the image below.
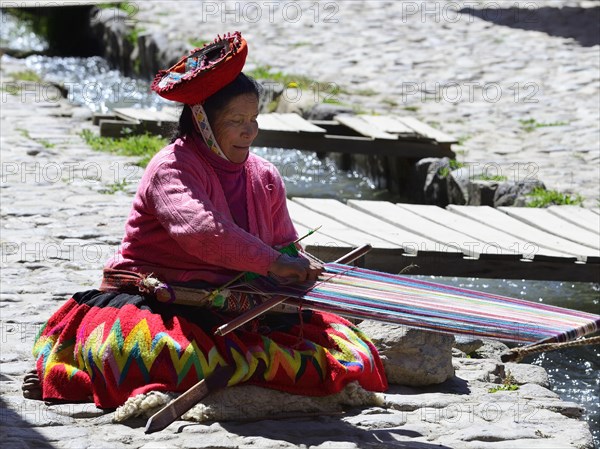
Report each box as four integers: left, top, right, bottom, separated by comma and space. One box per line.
402, 106, 419, 112
354, 88, 378, 97
96, 3, 140, 18
124, 21, 145, 75
382, 98, 399, 108
17, 128, 56, 148
246, 65, 341, 102
456, 134, 472, 146
265, 100, 279, 113
488, 383, 519, 393
246, 65, 315, 89
473, 174, 508, 182
11, 70, 42, 82
1, 84, 21, 95
126, 26, 146, 47
488, 370, 519, 393
519, 118, 569, 133
96, 2, 121, 9
102, 179, 129, 194
189, 39, 210, 48
439, 159, 465, 178
80, 130, 167, 167
526, 187, 584, 208
37, 138, 55, 149
247, 65, 279, 80
17, 128, 30, 139
322, 97, 342, 105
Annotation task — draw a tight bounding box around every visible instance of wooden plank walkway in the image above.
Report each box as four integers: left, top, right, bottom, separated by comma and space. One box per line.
4, 0, 116, 6
293, 198, 458, 255
287, 198, 600, 282
254, 113, 456, 157
393, 203, 570, 260
498, 207, 600, 251
113, 107, 179, 124
448, 205, 599, 261
334, 115, 399, 140
257, 113, 326, 133
547, 205, 600, 234
96, 110, 456, 158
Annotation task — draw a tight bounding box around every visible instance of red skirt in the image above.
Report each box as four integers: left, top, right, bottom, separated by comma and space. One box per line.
33, 290, 388, 408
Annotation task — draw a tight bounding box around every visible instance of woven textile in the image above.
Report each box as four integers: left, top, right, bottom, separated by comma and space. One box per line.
238, 263, 600, 343
32, 290, 386, 408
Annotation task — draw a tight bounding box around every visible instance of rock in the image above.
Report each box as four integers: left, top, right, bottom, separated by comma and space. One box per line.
449, 166, 472, 203
472, 339, 511, 360
306, 103, 355, 121
359, 321, 455, 386
504, 362, 551, 388
411, 157, 466, 206
468, 179, 499, 206
275, 86, 320, 117
460, 425, 540, 442
137, 32, 187, 81
539, 400, 586, 419
453, 357, 505, 383
452, 348, 467, 358
90, 8, 134, 75
413, 157, 449, 205
448, 168, 468, 205
115, 381, 383, 424
494, 180, 546, 207
453, 335, 484, 354
518, 383, 559, 399
257, 79, 284, 113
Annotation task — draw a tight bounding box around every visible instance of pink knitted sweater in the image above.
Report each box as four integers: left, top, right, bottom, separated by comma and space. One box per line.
105, 132, 298, 285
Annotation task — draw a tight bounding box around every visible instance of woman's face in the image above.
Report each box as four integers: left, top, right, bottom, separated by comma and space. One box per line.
211, 93, 259, 163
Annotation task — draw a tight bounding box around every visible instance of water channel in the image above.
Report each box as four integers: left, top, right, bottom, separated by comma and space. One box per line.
2, 10, 598, 445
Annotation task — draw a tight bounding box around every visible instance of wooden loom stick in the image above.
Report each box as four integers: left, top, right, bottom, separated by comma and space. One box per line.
500, 328, 600, 363
145, 364, 235, 434
144, 244, 371, 434
501, 335, 600, 363
215, 244, 373, 336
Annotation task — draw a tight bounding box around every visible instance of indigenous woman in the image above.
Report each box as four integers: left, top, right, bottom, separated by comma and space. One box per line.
24, 32, 387, 409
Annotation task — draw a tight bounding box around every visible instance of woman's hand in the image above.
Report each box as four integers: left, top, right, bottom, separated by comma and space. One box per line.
268, 253, 323, 283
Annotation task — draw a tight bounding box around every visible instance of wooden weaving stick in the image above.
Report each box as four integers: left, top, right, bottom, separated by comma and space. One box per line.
501, 335, 600, 363
145, 364, 235, 433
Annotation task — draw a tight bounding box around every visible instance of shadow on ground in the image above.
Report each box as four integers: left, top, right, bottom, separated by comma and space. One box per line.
0, 396, 55, 449
461, 6, 600, 47
204, 412, 454, 449
387, 375, 471, 396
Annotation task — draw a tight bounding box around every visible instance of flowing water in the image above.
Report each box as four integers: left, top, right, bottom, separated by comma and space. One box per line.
2, 11, 598, 445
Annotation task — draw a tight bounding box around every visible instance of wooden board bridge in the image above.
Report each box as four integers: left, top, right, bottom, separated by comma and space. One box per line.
95, 109, 456, 158
0, 1, 116, 6
288, 199, 600, 283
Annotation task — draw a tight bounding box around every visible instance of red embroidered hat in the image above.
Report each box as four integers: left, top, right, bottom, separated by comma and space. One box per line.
151, 31, 248, 105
